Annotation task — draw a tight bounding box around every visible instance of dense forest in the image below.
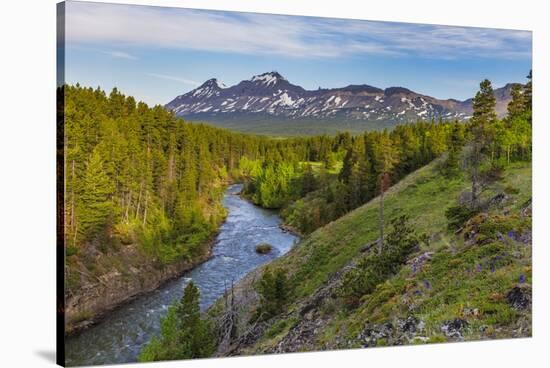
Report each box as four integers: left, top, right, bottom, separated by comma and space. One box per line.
63, 69, 531, 361
136, 72, 532, 361
63, 85, 371, 294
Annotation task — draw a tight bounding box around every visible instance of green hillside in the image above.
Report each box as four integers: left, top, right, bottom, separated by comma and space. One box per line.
210, 159, 531, 355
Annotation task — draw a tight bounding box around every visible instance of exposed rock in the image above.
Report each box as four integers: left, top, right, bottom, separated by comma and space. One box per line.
359, 322, 394, 347
65, 241, 214, 334
397, 316, 425, 335
357, 317, 426, 347
506, 284, 532, 310
521, 198, 532, 217
255, 243, 273, 254
359, 239, 379, 253
483, 192, 508, 210
441, 318, 468, 340
463, 307, 480, 318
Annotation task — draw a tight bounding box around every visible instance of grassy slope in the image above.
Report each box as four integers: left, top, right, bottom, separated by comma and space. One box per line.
223, 159, 531, 354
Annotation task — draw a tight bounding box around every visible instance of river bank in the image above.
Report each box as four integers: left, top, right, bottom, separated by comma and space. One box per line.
65, 233, 218, 335
65, 184, 298, 366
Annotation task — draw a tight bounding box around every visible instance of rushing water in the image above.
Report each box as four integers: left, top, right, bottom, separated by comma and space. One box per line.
65, 184, 298, 366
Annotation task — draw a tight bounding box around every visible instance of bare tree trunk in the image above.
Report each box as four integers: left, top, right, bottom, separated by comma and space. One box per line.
70, 159, 76, 233
136, 182, 143, 219
378, 182, 384, 254
73, 223, 78, 248
124, 190, 132, 223
471, 167, 478, 209
142, 191, 148, 226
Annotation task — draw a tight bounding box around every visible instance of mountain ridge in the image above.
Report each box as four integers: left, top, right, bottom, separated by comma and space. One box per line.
166, 72, 518, 134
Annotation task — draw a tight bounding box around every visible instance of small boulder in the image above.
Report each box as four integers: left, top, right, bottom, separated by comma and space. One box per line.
506, 284, 532, 310
441, 318, 468, 340
255, 243, 273, 254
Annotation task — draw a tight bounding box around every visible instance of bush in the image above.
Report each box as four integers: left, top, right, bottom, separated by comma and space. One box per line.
463, 213, 530, 244
341, 216, 422, 308
255, 267, 290, 320
445, 204, 479, 230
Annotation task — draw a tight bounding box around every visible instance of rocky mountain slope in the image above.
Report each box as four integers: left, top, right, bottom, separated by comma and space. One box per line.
207, 160, 532, 355
166, 72, 517, 134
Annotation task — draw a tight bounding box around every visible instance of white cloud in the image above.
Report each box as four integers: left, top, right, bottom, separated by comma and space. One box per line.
65, 2, 531, 60
147, 73, 200, 86
103, 50, 137, 60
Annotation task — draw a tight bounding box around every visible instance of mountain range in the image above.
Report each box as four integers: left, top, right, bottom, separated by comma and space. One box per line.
166, 71, 517, 135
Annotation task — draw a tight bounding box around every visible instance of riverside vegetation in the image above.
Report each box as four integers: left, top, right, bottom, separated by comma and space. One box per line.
136, 73, 532, 360
62, 71, 532, 358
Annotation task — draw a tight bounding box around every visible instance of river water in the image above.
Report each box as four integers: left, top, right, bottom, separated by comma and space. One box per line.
65, 184, 298, 366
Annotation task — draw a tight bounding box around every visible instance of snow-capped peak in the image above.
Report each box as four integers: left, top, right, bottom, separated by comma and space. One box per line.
213, 78, 227, 89
250, 71, 286, 87
202, 78, 226, 89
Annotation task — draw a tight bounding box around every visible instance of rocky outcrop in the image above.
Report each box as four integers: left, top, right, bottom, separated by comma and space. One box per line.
358, 317, 427, 347
506, 284, 532, 310
65, 241, 214, 334
441, 318, 469, 340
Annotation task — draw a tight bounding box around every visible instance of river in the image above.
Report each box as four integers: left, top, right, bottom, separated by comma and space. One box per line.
65, 184, 298, 366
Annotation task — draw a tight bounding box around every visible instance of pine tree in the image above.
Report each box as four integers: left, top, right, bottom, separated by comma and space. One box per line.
374, 133, 398, 252
339, 147, 356, 184
523, 70, 532, 114
507, 83, 525, 120
139, 282, 215, 361
255, 268, 289, 320
78, 148, 115, 238
443, 122, 465, 178
301, 163, 317, 196
467, 79, 496, 208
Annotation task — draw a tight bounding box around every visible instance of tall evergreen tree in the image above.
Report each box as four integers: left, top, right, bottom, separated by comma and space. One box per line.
507, 83, 525, 120
467, 79, 496, 208
139, 282, 215, 361
78, 148, 115, 238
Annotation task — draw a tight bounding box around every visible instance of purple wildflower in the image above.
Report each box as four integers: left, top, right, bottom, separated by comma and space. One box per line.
519, 274, 526, 283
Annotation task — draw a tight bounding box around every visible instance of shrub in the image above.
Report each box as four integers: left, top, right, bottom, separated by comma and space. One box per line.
255, 267, 290, 320
445, 204, 479, 230
341, 216, 422, 308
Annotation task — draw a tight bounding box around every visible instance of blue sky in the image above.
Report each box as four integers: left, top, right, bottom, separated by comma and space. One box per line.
63, 1, 532, 105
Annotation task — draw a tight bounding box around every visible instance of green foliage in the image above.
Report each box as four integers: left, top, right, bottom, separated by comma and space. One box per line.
279, 121, 455, 235
340, 215, 423, 308
253, 162, 298, 209
77, 148, 115, 238
463, 213, 530, 244
139, 282, 216, 361
443, 122, 465, 178
66, 84, 357, 275
445, 204, 479, 230
255, 267, 290, 320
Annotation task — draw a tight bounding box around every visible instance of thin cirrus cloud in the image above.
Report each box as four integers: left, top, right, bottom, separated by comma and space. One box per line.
147, 73, 200, 87
65, 1, 531, 60
103, 50, 138, 60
